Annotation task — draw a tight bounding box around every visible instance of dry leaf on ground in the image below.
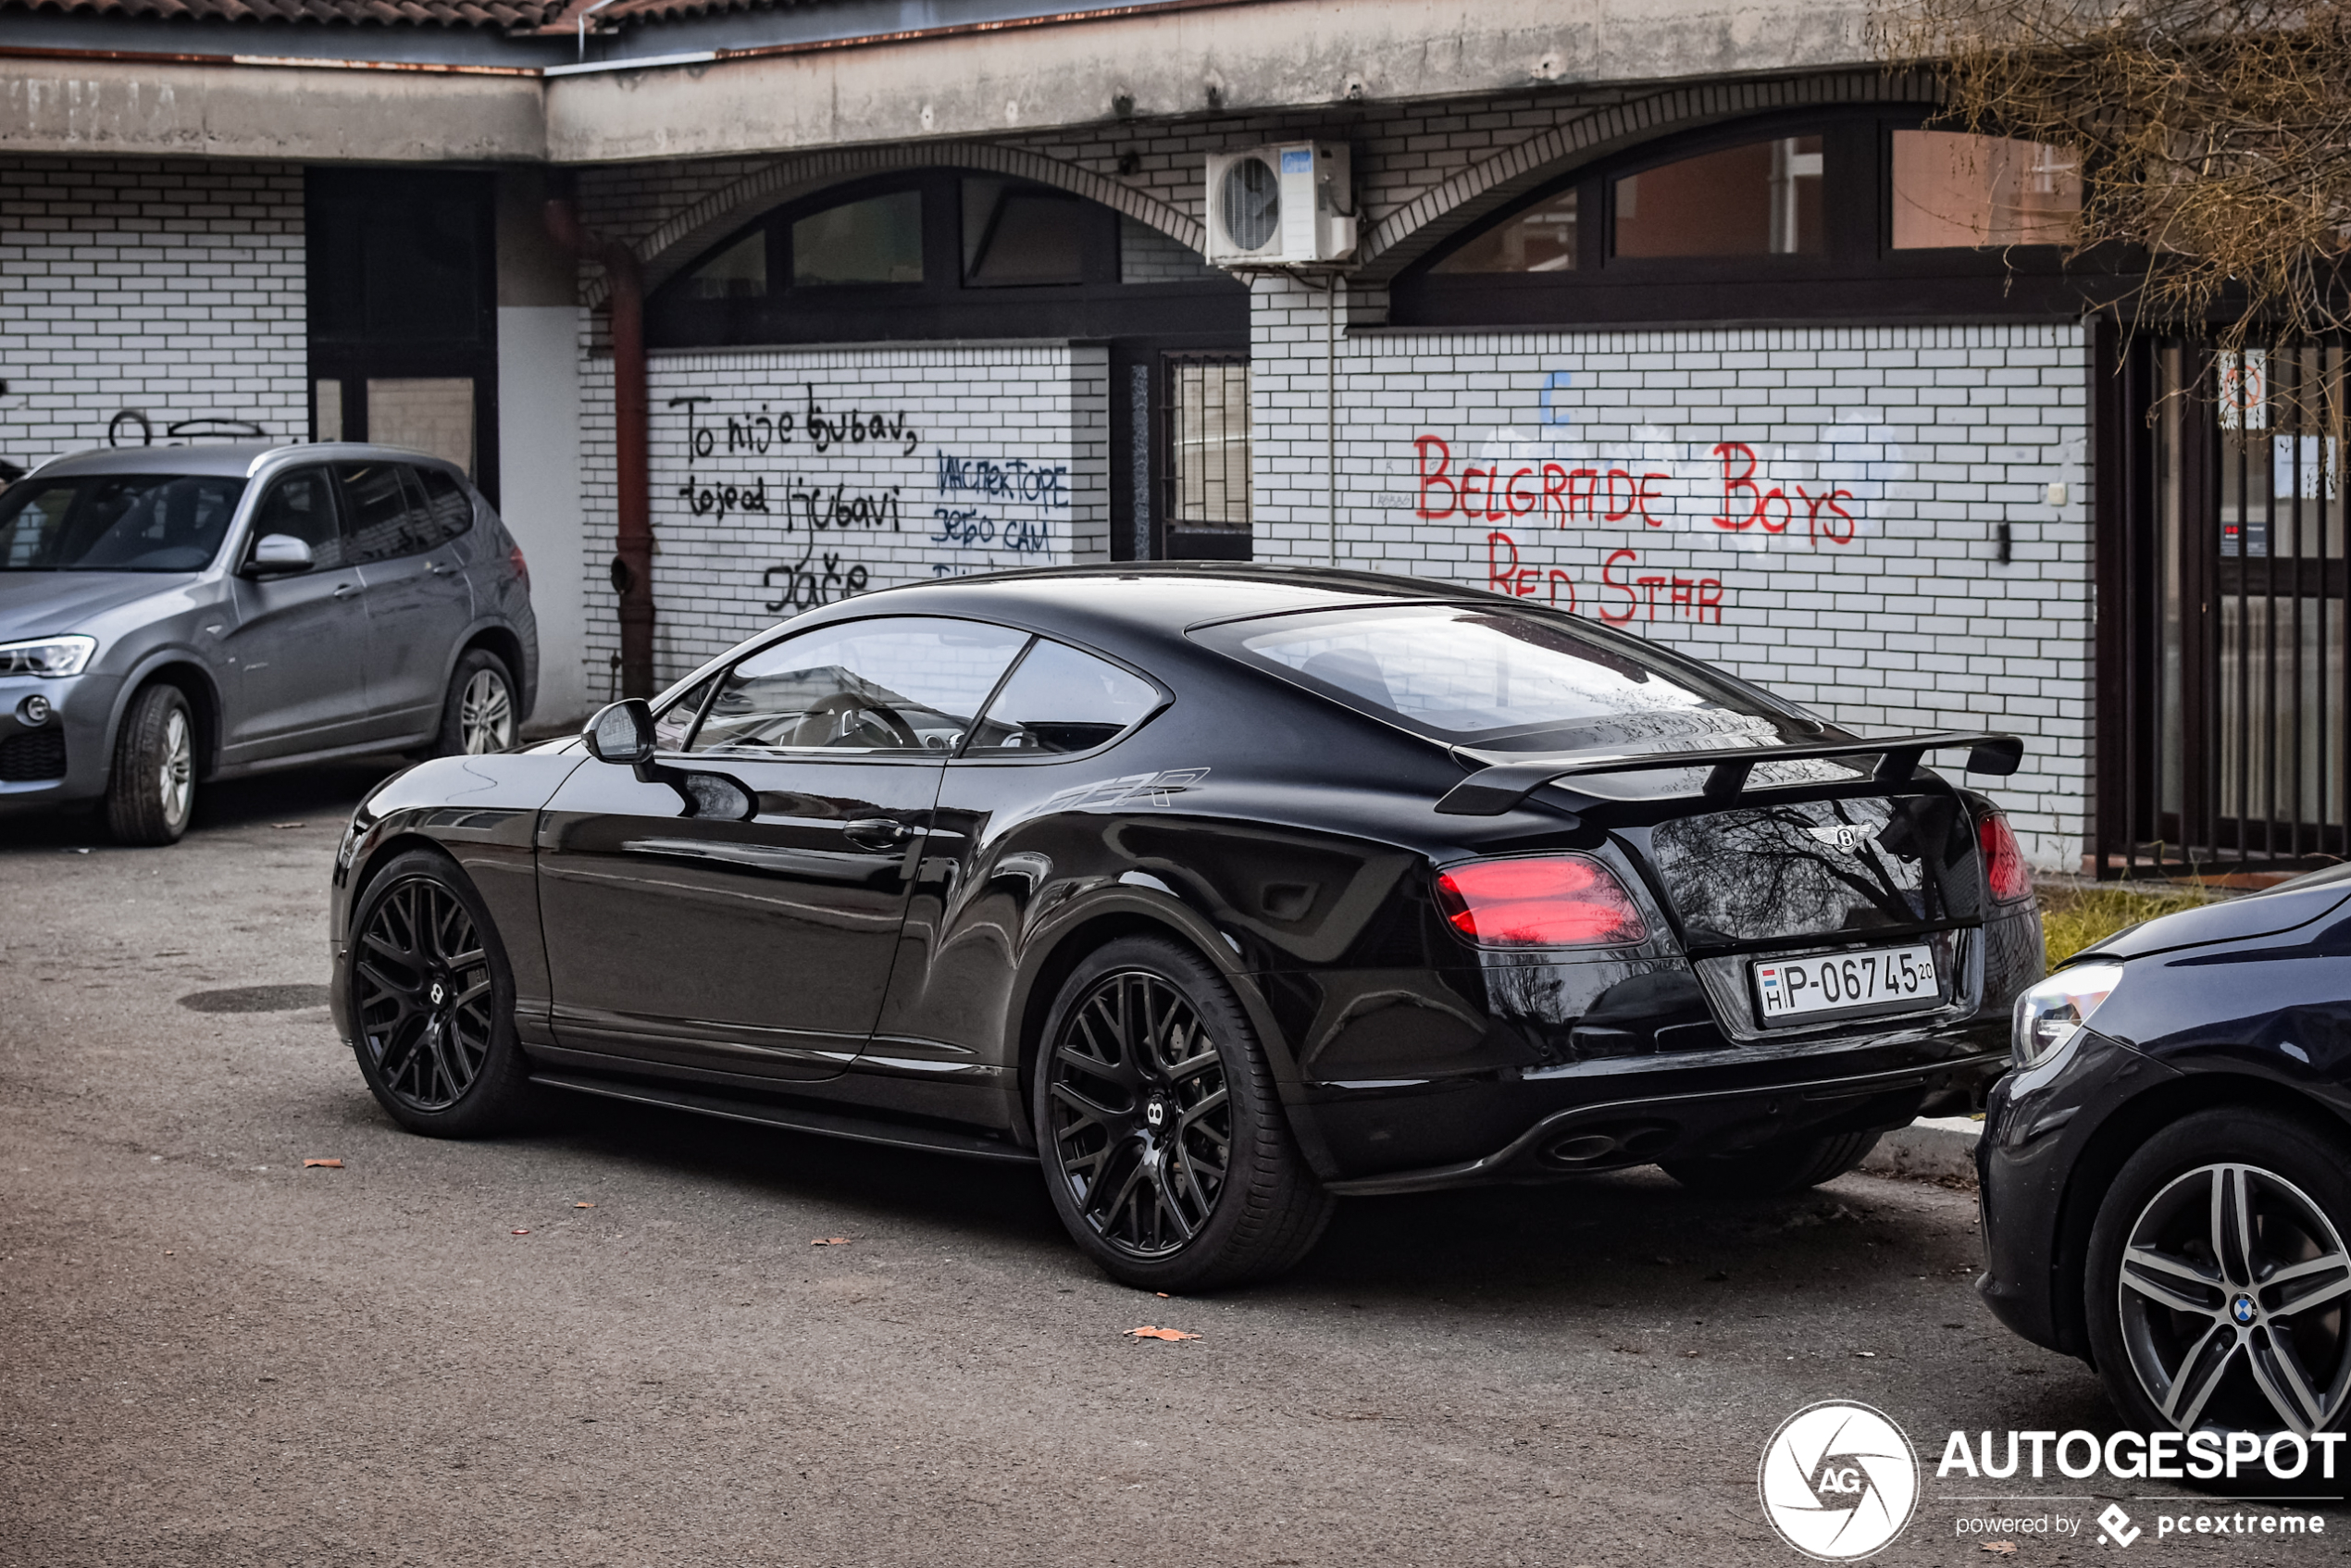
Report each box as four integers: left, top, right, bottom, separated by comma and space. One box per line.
811, 1237, 852, 1246
575, 1201, 595, 1209
1981, 1543, 2020, 1557
511, 1228, 530, 1236
302, 1159, 342, 1169
1125, 1325, 1200, 1341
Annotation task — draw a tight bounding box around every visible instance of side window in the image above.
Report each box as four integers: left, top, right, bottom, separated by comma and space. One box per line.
248, 467, 344, 571
653, 675, 714, 752
416, 467, 475, 545
690, 617, 1029, 755
336, 462, 426, 565
964, 639, 1162, 754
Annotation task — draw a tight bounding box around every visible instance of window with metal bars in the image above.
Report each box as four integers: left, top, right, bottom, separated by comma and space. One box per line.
1163, 356, 1251, 560
2100, 334, 2350, 875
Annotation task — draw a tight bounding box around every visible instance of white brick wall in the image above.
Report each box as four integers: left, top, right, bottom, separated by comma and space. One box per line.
577, 342, 1111, 697
1249, 277, 2093, 868
0, 157, 306, 469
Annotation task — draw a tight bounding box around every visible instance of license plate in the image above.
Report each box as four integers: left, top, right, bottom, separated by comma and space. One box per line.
1751, 944, 1939, 1024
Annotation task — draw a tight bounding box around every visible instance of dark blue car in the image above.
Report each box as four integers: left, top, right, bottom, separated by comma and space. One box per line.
1980, 868, 2351, 1443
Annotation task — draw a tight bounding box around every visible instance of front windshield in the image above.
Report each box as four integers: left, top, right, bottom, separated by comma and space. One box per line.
1198, 603, 1808, 754
0, 474, 248, 572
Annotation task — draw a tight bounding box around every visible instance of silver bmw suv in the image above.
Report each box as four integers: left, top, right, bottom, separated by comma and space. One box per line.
0, 442, 537, 844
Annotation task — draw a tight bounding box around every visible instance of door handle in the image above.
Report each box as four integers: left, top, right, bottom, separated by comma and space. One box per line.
428, 562, 457, 576
841, 817, 911, 851
331, 582, 360, 599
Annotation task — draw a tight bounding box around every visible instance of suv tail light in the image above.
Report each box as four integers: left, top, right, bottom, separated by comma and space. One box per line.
508, 542, 530, 592
1435, 854, 1648, 948
1978, 811, 2033, 903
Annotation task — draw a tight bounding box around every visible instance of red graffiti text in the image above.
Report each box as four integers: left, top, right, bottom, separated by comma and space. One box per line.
1486, 530, 1723, 625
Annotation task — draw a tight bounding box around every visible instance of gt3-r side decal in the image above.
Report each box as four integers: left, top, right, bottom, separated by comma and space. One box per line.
1042, 768, 1210, 813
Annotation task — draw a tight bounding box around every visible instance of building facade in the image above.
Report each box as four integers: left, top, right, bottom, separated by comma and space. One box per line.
0, 0, 2318, 875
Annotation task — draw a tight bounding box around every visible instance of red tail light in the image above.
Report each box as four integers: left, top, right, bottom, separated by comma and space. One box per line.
507, 542, 530, 592
1435, 854, 1648, 948
1978, 811, 2033, 903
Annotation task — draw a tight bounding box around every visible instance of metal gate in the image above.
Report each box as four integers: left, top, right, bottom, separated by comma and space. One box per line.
2098, 332, 2349, 876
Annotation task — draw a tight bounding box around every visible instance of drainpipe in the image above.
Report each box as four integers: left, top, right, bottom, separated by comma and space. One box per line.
544, 196, 653, 702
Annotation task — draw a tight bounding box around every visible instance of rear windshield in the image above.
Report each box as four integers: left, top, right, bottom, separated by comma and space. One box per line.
1197, 603, 1807, 753
0, 474, 248, 572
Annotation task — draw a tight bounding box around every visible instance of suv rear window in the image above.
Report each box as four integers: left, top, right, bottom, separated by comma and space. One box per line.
1196, 603, 1806, 753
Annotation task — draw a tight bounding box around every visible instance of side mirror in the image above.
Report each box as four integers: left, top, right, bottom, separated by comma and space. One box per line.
243, 533, 315, 578
583, 700, 657, 768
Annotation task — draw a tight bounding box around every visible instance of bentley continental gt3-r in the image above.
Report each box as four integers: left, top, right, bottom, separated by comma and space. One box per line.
330, 566, 2044, 1289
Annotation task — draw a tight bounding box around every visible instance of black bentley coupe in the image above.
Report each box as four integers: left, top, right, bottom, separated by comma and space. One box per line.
330, 566, 2044, 1288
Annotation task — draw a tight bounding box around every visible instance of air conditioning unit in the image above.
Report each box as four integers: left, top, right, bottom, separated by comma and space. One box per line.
1204, 143, 1356, 267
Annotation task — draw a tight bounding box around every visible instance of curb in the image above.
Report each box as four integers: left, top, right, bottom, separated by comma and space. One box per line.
1860, 1115, 1982, 1183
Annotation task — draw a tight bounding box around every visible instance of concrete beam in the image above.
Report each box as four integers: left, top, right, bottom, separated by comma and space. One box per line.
545, 0, 1875, 165
0, 57, 544, 161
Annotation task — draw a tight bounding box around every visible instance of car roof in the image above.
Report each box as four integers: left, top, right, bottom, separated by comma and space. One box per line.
27, 442, 461, 482
847, 563, 1495, 638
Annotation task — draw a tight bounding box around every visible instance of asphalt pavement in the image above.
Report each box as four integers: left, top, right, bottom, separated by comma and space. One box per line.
0, 765, 2335, 1565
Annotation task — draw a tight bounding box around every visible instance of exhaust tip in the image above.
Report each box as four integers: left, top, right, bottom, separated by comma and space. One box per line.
1538, 1121, 1674, 1168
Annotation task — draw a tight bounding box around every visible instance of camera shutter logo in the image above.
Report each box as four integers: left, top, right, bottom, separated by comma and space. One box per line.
1758, 1400, 1920, 1561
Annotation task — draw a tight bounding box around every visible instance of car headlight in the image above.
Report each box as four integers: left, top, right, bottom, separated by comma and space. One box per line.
0, 634, 97, 678
2011, 961, 2124, 1070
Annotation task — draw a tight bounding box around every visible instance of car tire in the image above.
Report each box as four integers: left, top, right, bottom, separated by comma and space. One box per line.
344, 848, 541, 1138
1660, 1129, 1881, 1195
1033, 934, 1334, 1291
432, 647, 517, 757
103, 682, 195, 846
2085, 1108, 2351, 1441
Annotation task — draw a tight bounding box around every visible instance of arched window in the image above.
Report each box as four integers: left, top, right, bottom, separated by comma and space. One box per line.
1393, 110, 2090, 328
647, 169, 1245, 348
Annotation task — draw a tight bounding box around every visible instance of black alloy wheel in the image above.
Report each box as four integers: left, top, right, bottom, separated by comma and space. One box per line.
346, 849, 537, 1136
1050, 969, 1231, 1257
2089, 1110, 2351, 1445
1035, 935, 1331, 1290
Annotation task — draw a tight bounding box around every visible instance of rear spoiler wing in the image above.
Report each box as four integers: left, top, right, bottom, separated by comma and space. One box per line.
1434, 729, 2026, 817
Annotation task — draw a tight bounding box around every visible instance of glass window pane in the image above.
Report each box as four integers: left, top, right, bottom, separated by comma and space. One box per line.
1613, 136, 1823, 258
416, 467, 474, 544
792, 190, 924, 287
654, 675, 714, 752
1169, 358, 1251, 529
0, 475, 244, 573
251, 468, 344, 570
965, 640, 1162, 753
366, 377, 475, 475
1891, 131, 2081, 249
963, 179, 1088, 285
1433, 189, 1580, 274
337, 461, 431, 565
690, 617, 1028, 754
687, 229, 768, 298
1201, 604, 1792, 753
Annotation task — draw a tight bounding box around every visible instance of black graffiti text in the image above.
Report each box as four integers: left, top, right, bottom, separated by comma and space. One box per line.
790, 482, 903, 533
807, 385, 920, 456
763, 540, 871, 611
936, 454, 1070, 509
679, 474, 773, 522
